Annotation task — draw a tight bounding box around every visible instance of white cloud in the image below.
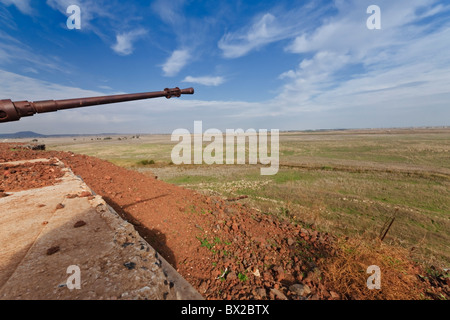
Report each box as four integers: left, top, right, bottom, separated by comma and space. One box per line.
151, 0, 186, 26
217, 4, 329, 59
98, 85, 112, 90
218, 13, 289, 58
22, 67, 39, 74
162, 49, 191, 77
0, 0, 33, 15
274, 0, 450, 122
111, 29, 147, 56
182, 76, 225, 87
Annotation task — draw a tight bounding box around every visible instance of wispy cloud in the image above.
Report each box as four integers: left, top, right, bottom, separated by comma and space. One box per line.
151, 0, 186, 26
0, 34, 71, 73
152, 0, 221, 76
218, 4, 329, 58
275, 0, 450, 120
219, 13, 285, 58
111, 29, 147, 56
162, 49, 191, 77
0, 0, 33, 15
182, 75, 225, 86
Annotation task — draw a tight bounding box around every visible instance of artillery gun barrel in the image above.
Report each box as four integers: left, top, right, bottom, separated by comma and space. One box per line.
0, 87, 194, 123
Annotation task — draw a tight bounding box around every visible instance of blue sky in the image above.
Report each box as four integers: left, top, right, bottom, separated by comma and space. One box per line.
0, 0, 449, 134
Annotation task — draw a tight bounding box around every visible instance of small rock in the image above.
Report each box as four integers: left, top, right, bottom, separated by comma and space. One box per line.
287, 238, 295, 246
55, 203, 65, 210
289, 283, 311, 297
270, 288, 288, 300
79, 191, 92, 197
330, 291, 340, 299
74, 220, 87, 228
123, 262, 136, 270
263, 272, 272, 282
198, 281, 208, 294
227, 272, 237, 281
255, 287, 267, 299
122, 242, 134, 248
46, 246, 60, 255
300, 228, 309, 235
275, 266, 285, 281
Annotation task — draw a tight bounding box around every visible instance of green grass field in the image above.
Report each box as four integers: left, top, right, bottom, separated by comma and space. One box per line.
46, 128, 450, 268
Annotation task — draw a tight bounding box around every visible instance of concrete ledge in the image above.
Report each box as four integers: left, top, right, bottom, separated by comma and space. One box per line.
0, 158, 203, 300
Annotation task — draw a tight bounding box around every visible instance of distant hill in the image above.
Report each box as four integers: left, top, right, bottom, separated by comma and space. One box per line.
0, 131, 120, 139
0, 131, 46, 139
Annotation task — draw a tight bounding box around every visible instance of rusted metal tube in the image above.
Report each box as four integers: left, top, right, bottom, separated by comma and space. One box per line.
0, 87, 194, 123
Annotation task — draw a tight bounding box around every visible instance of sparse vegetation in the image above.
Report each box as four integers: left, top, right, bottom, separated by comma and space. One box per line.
138, 159, 155, 166
46, 129, 450, 269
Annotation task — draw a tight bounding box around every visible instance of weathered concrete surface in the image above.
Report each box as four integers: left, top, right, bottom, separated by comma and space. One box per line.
0, 158, 203, 300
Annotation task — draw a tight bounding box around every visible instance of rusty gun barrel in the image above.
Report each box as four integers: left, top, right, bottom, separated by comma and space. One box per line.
0, 87, 194, 123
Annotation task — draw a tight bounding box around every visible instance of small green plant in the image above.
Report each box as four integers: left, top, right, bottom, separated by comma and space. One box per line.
185, 204, 197, 214
138, 159, 155, 165
425, 266, 442, 278
279, 207, 290, 216
197, 237, 213, 250
238, 272, 248, 282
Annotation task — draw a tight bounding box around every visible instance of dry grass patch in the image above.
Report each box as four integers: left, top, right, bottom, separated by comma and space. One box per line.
319, 237, 429, 300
